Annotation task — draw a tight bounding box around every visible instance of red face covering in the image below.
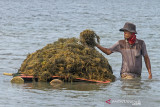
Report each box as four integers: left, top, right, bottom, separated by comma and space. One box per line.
127, 33, 136, 45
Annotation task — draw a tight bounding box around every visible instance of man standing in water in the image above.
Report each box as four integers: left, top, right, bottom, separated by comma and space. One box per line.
96, 22, 152, 79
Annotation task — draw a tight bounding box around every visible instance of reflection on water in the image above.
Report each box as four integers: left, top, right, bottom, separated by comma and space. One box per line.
120, 78, 151, 95
60, 82, 102, 91
15, 82, 105, 91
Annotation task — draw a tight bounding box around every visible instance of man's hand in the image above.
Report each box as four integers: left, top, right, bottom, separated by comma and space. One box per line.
148, 74, 152, 79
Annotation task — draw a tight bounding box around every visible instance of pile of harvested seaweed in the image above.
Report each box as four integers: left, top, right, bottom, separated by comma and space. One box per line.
18, 30, 115, 82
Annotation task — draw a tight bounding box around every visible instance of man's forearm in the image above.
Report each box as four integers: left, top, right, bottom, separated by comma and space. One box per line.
144, 55, 152, 78
96, 44, 112, 55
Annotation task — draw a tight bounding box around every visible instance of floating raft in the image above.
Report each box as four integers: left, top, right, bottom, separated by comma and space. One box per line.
15, 74, 110, 84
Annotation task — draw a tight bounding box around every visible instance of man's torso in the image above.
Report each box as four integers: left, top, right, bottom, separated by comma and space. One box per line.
109, 39, 148, 76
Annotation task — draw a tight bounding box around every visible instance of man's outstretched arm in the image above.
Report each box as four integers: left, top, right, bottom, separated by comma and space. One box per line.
96, 44, 112, 55
144, 55, 152, 79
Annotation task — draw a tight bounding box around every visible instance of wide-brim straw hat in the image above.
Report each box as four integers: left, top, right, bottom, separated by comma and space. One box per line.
119, 22, 137, 34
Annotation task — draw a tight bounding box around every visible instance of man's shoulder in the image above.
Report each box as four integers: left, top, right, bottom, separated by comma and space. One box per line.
118, 40, 125, 42
118, 40, 125, 45
137, 39, 144, 42
136, 39, 145, 45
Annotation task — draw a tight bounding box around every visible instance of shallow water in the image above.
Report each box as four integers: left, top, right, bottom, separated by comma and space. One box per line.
0, 0, 160, 107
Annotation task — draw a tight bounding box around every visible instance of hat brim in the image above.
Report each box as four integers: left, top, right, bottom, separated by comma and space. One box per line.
119, 28, 137, 34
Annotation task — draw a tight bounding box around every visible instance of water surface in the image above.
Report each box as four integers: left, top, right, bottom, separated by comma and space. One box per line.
0, 0, 160, 107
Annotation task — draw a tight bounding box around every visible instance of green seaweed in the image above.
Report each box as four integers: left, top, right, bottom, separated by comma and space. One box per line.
18, 30, 115, 82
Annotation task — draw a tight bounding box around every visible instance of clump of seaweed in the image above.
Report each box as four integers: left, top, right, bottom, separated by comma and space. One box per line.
18, 30, 115, 82
80, 29, 100, 48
